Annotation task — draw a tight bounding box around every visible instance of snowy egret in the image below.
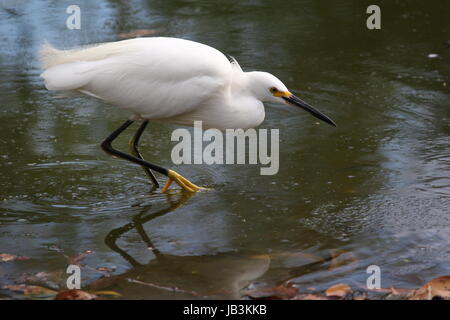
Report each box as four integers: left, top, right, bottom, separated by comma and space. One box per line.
40, 37, 336, 193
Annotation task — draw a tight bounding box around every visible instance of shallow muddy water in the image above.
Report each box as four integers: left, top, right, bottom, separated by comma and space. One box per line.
0, 0, 449, 299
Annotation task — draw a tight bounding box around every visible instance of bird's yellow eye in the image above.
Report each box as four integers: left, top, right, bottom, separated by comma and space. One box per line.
270, 87, 278, 94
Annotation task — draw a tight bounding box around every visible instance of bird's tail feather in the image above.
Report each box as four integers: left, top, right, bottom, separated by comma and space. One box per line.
39, 39, 138, 93
39, 42, 65, 70
39, 42, 101, 92
39, 39, 139, 70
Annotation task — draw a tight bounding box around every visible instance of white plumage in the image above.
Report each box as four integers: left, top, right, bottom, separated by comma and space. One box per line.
40, 37, 289, 129
39, 37, 335, 193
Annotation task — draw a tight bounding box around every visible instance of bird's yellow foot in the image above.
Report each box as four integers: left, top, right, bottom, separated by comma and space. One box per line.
161, 169, 206, 193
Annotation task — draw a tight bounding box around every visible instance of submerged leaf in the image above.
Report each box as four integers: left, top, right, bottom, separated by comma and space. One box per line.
55, 289, 96, 300
328, 250, 358, 271
68, 250, 94, 266
2, 284, 57, 296
96, 266, 116, 273
386, 287, 415, 299
16, 271, 61, 291
270, 251, 324, 265
243, 283, 298, 300
0, 253, 30, 262
19, 271, 50, 281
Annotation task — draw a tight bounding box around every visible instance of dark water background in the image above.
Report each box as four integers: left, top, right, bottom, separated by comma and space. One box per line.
0, 0, 449, 298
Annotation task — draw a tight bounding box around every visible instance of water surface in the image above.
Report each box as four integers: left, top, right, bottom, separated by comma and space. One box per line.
0, 0, 449, 298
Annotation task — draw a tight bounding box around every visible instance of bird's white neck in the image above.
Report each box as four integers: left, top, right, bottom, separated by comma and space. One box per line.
223, 72, 265, 129
172, 72, 266, 130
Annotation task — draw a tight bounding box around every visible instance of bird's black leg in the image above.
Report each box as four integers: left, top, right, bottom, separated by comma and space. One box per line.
128, 120, 160, 189
101, 120, 169, 179
101, 119, 205, 193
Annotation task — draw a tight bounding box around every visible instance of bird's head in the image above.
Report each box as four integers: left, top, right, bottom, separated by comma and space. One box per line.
247, 71, 336, 127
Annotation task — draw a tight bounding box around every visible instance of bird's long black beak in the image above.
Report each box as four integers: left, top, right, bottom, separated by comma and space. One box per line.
282, 94, 336, 127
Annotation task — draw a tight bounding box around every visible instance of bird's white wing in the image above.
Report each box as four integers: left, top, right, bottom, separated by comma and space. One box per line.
40, 37, 233, 119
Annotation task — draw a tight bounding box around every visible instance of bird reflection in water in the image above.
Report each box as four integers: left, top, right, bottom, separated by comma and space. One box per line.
104, 193, 270, 299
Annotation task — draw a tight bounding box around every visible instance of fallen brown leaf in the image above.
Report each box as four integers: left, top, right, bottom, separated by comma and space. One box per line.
325, 283, 352, 299
55, 289, 96, 300
409, 275, 450, 300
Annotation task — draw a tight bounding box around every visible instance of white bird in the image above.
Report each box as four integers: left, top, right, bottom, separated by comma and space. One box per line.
40, 37, 336, 193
